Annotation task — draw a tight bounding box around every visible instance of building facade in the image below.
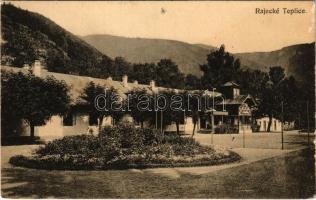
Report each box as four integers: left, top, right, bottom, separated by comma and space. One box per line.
3, 63, 258, 140
256, 117, 295, 132
217, 82, 257, 134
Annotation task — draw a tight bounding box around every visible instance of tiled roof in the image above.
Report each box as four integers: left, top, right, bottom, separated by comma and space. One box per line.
222, 81, 240, 87
223, 94, 257, 106
2, 66, 222, 104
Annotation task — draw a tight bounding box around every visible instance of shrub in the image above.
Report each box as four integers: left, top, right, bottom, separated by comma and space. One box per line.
214, 124, 228, 133
163, 134, 198, 145
141, 128, 163, 146
100, 123, 162, 148
10, 124, 241, 170
162, 134, 213, 156
214, 124, 239, 134
2, 136, 43, 146
251, 124, 260, 132
36, 135, 100, 156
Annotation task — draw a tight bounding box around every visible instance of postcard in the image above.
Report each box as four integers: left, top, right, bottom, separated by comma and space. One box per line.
1, 1, 315, 198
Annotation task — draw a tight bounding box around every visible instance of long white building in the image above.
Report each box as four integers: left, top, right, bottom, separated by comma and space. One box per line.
2, 62, 258, 141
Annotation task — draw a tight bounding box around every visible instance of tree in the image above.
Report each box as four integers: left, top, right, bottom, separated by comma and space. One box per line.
183, 91, 203, 137
46, 49, 71, 73
79, 82, 121, 133
288, 47, 315, 130
97, 55, 114, 79
279, 76, 300, 123
200, 45, 240, 89
126, 89, 153, 128
130, 63, 156, 84
1, 3, 114, 79
158, 90, 185, 135
111, 57, 131, 80
130, 60, 186, 89
185, 74, 202, 90
269, 66, 285, 85
1, 71, 70, 138
254, 66, 299, 132
156, 59, 185, 89
237, 69, 269, 99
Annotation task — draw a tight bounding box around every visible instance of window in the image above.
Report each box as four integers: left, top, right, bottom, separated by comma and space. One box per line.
233, 88, 240, 97
89, 114, 98, 126
63, 113, 75, 126
274, 121, 277, 131
134, 120, 140, 126
263, 121, 267, 131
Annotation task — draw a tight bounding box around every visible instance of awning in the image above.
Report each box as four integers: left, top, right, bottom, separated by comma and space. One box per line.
205, 110, 228, 116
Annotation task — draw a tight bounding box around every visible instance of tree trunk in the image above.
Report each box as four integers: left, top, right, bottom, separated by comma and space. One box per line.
192, 111, 198, 138
192, 122, 196, 138
141, 121, 144, 129
176, 122, 180, 135
98, 116, 104, 135
267, 115, 272, 132
30, 124, 35, 139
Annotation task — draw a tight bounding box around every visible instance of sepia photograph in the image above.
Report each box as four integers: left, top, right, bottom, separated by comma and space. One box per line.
1, 1, 315, 198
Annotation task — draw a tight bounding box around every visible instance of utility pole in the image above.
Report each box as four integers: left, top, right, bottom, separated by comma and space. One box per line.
212, 88, 216, 145
161, 110, 163, 135
307, 101, 310, 146
242, 115, 245, 148
212, 88, 216, 110
281, 101, 284, 150
155, 111, 158, 129
211, 114, 214, 144
155, 94, 158, 129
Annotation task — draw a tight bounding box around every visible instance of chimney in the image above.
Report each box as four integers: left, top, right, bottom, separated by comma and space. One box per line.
233, 88, 240, 99
133, 80, 138, 85
150, 80, 156, 90
32, 60, 42, 77
122, 75, 128, 87
107, 76, 113, 81
23, 64, 30, 71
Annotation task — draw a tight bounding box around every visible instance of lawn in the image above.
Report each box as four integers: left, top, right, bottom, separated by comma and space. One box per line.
192, 130, 315, 149
8, 125, 240, 170
2, 131, 314, 198
1, 146, 314, 198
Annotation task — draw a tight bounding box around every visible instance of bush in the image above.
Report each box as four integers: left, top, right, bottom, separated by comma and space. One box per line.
163, 134, 197, 145
162, 134, 213, 156
10, 124, 241, 170
100, 123, 163, 148
36, 135, 100, 156
214, 124, 238, 134
214, 124, 228, 133
2, 136, 43, 146
142, 128, 163, 146
251, 124, 260, 132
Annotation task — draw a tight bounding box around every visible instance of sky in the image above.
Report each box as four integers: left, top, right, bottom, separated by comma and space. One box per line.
9, 1, 315, 53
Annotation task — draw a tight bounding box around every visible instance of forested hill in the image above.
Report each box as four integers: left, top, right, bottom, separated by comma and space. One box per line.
82, 34, 315, 83
2, 3, 314, 90
81, 34, 216, 77
235, 43, 315, 84
1, 3, 113, 76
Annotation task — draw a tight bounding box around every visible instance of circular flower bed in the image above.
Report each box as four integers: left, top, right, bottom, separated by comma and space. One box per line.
9, 124, 240, 170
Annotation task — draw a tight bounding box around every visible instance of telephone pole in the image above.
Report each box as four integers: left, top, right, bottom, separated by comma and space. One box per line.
306, 101, 310, 146
242, 115, 245, 148
281, 101, 284, 150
